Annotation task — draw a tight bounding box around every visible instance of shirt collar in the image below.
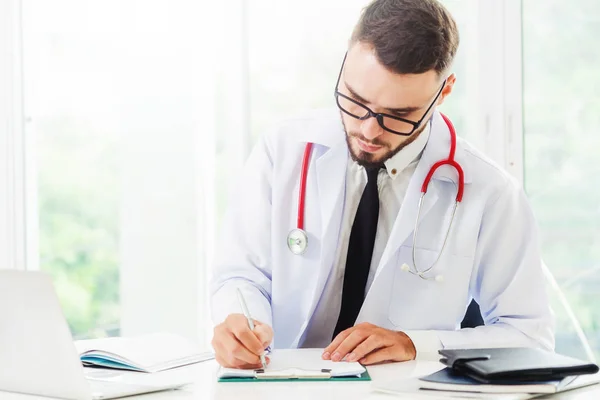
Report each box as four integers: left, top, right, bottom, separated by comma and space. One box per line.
383, 121, 431, 180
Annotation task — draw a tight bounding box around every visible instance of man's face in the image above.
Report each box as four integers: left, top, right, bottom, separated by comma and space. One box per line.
338, 42, 453, 167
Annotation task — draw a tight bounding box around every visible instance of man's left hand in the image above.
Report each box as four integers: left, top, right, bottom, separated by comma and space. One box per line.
322, 323, 416, 365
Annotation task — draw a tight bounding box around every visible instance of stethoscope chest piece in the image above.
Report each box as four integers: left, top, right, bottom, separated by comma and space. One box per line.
287, 228, 308, 255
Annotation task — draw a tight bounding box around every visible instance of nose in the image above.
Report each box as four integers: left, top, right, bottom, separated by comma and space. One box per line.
360, 116, 384, 141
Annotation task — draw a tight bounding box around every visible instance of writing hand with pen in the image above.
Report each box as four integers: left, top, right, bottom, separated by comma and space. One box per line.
211, 289, 273, 369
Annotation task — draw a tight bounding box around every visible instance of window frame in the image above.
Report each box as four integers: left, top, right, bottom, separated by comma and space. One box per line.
0, 0, 37, 272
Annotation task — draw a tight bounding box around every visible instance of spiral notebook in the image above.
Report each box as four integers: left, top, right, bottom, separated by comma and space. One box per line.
217, 349, 370, 382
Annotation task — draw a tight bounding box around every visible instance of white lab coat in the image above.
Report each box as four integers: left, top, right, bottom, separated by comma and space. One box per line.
210, 109, 554, 353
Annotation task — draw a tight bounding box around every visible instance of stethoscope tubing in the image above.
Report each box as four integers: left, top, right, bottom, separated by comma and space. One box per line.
288, 113, 465, 281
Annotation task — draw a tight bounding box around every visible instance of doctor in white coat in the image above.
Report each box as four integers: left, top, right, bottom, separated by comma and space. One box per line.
210, 0, 554, 369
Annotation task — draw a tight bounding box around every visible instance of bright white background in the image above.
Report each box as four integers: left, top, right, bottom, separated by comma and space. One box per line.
0, 0, 598, 362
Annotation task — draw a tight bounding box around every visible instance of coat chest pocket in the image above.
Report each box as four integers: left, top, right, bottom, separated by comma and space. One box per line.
388, 245, 474, 328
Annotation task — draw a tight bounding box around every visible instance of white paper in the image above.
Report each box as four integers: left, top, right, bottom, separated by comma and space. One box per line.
217, 348, 366, 379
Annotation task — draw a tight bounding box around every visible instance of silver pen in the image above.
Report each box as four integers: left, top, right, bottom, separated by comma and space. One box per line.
236, 288, 267, 369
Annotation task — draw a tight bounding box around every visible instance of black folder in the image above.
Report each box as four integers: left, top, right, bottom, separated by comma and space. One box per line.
439, 348, 599, 384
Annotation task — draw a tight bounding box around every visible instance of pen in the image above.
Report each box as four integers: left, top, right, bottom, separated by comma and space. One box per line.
236, 288, 267, 369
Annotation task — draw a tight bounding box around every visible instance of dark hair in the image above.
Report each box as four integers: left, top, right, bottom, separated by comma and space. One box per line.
350, 0, 459, 76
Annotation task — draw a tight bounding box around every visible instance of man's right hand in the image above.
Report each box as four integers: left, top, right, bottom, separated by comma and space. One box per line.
211, 313, 274, 369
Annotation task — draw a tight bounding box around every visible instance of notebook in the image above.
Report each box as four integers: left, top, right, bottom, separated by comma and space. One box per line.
75, 332, 215, 373
217, 348, 370, 382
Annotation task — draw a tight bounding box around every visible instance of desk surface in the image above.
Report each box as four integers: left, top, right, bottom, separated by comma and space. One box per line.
2, 360, 600, 400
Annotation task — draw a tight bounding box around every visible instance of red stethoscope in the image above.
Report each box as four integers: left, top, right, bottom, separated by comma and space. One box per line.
287, 113, 464, 282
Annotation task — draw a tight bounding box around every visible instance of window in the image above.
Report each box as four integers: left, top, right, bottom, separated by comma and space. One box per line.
523, 0, 600, 360
22, 0, 212, 342
23, 0, 123, 337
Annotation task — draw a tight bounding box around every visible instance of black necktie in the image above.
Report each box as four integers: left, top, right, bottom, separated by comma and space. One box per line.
333, 167, 380, 338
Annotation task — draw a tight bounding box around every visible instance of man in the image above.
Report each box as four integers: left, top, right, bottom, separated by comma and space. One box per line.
210, 0, 554, 369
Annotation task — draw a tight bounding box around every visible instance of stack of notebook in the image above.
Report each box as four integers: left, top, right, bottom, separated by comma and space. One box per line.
374, 347, 600, 397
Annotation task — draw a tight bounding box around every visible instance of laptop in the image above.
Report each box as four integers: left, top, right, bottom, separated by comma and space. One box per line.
0, 270, 191, 400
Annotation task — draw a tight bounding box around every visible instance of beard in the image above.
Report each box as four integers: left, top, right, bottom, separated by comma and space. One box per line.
341, 114, 429, 168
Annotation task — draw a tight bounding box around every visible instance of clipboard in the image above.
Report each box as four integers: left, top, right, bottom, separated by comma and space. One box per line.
217, 349, 371, 382
218, 368, 371, 382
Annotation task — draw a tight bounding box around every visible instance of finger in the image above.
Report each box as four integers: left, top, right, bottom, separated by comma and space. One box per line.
212, 327, 237, 367
221, 353, 270, 370
230, 319, 265, 356
221, 331, 262, 365
215, 353, 228, 367
236, 361, 264, 370
346, 334, 383, 362
213, 337, 260, 369
329, 329, 369, 362
359, 347, 398, 365
213, 336, 227, 366
323, 329, 353, 359
215, 354, 259, 369
253, 324, 273, 348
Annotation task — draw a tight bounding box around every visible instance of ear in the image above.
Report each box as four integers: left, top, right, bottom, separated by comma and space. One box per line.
436, 73, 456, 107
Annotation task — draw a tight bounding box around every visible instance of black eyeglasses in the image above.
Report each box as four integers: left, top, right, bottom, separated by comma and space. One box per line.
334, 54, 446, 136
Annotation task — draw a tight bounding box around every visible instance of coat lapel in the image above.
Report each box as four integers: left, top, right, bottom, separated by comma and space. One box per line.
316, 144, 348, 273
289, 141, 348, 347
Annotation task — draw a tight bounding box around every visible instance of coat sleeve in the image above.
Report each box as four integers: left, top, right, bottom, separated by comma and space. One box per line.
405, 177, 555, 359
209, 133, 274, 328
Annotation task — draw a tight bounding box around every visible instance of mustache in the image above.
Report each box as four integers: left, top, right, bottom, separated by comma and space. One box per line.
348, 132, 389, 147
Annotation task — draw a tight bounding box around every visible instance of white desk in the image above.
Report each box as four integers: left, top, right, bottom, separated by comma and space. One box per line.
2, 360, 599, 400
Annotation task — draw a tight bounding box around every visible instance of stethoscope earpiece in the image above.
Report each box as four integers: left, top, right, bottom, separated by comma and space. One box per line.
401, 263, 444, 283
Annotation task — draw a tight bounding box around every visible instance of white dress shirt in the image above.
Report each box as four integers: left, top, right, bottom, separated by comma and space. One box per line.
302, 122, 432, 348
